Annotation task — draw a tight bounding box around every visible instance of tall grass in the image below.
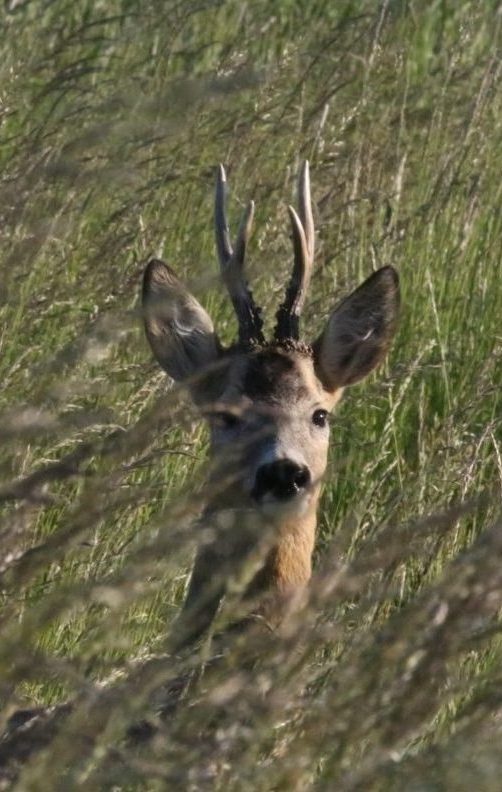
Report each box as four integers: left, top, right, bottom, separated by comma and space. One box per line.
0, 0, 501, 788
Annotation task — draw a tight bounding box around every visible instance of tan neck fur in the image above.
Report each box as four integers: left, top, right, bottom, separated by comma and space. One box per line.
175, 501, 318, 651
262, 508, 317, 591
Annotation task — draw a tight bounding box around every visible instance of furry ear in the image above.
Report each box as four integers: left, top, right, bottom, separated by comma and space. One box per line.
142, 259, 222, 400
314, 266, 400, 392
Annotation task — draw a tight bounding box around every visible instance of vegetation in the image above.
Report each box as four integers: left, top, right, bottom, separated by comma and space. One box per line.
0, 0, 501, 787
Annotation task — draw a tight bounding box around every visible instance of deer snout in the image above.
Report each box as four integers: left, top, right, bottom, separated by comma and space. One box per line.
252, 460, 311, 502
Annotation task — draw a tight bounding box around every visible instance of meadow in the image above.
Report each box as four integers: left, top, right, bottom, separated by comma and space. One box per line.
0, 0, 501, 788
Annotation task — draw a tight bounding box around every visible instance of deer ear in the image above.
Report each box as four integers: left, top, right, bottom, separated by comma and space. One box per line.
313, 267, 399, 392
142, 259, 222, 399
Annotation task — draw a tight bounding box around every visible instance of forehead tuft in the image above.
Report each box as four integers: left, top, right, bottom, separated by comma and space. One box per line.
238, 338, 314, 358
242, 346, 316, 403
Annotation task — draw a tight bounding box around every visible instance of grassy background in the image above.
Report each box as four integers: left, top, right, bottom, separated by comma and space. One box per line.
0, 0, 501, 788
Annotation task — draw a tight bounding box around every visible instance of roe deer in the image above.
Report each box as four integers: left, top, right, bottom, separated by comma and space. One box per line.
142, 161, 400, 649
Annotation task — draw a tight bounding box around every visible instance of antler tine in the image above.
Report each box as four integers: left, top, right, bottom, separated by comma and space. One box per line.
233, 199, 255, 271
298, 160, 314, 265
274, 160, 315, 340
215, 164, 233, 266
215, 165, 264, 346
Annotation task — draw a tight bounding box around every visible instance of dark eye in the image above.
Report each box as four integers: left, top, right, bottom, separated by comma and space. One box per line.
312, 409, 328, 428
213, 411, 241, 430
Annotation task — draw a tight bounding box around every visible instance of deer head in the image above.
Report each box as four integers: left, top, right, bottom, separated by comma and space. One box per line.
142, 162, 399, 521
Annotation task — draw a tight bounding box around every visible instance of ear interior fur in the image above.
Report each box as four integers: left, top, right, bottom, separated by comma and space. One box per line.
142, 259, 222, 398
314, 266, 400, 392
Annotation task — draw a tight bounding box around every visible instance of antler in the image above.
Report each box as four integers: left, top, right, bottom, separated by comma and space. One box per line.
274, 160, 315, 340
215, 165, 265, 346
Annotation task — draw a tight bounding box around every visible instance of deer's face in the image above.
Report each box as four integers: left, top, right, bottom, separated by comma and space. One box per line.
142, 162, 399, 520
205, 346, 341, 515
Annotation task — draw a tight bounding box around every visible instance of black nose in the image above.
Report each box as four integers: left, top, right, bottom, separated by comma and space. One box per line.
252, 460, 311, 501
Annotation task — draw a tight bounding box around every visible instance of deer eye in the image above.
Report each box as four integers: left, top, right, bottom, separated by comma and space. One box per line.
213, 411, 241, 430
312, 409, 328, 428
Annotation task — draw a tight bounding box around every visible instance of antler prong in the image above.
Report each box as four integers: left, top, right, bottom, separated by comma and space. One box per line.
298, 160, 314, 264
233, 200, 255, 271
274, 160, 315, 340
215, 166, 264, 346
215, 164, 233, 265
288, 205, 307, 256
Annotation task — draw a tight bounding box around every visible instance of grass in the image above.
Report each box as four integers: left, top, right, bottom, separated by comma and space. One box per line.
0, 0, 501, 788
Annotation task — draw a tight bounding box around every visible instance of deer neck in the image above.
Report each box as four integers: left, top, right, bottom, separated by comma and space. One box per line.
242, 501, 319, 630
261, 505, 317, 591
204, 487, 320, 606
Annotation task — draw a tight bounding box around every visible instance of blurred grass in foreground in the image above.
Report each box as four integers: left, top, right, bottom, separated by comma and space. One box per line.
0, 0, 501, 788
